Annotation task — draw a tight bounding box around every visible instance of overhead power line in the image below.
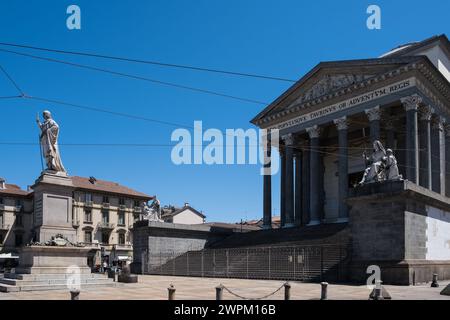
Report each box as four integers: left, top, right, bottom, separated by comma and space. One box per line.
0, 64, 25, 96
0, 47, 268, 106
0, 41, 297, 83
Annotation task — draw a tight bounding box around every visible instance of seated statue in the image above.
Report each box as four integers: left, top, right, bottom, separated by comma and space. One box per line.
385, 148, 403, 181
359, 140, 387, 184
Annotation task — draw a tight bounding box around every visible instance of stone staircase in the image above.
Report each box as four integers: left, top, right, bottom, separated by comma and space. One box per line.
0, 272, 118, 292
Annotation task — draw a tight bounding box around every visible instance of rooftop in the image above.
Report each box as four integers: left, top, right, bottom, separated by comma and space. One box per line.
71, 176, 153, 199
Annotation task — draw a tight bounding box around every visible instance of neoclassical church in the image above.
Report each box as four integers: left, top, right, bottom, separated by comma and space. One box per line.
251, 34, 450, 284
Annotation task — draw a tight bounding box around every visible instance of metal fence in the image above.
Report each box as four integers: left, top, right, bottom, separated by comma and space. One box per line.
142, 245, 350, 282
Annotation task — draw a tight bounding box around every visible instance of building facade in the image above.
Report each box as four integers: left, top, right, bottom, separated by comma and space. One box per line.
161, 203, 206, 224
0, 175, 152, 267
251, 35, 450, 284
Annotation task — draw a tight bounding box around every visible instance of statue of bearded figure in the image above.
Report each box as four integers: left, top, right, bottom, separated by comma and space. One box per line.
36, 110, 66, 173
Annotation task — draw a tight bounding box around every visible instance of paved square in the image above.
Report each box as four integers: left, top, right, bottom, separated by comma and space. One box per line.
0, 275, 449, 300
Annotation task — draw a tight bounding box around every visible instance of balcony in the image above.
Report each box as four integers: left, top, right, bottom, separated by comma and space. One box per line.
113, 243, 132, 251
97, 222, 115, 230
84, 201, 94, 208
0, 223, 10, 231
102, 202, 110, 209
133, 206, 142, 213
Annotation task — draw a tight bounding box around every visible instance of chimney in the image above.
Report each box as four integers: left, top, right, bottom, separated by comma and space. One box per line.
0, 177, 5, 190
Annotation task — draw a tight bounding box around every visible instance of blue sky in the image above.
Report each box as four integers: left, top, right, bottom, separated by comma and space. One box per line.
0, 0, 448, 222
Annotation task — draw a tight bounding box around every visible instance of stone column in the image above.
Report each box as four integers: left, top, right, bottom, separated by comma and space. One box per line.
301, 143, 310, 226
401, 95, 421, 184
282, 134, 295, 227
445, 125, 450, 198
294, 149, 302, 226
431, 116, 446, 194
333, 116, 349, 222
419, 106, 433, 190
385, 118, 396, 150
280, 146, 285, 227
306, 125, 321, 226
262, 134, 272, 229
365, 105, 381, 143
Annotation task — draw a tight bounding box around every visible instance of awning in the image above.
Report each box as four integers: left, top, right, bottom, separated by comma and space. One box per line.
118, 256, 131, 261
0, 253, 19, 259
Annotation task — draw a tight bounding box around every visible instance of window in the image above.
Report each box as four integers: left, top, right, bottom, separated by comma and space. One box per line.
15, 233, 23, 246
16, 199, 23, 206
0, 233, 4, 245
101, 232, 109, 244
84, 209, 92, 223
118, 212, 125, 226
134, 200, 140, 207
102, 196, 109, 204
0, 197, 3, 204
16, 214, 23, 227
119, 198, 125, 205
85, 193, 92, 202
102, 210, 109, 224
118, 233, 125, 245
133, 214, 140, 223
84, 230, 92, 243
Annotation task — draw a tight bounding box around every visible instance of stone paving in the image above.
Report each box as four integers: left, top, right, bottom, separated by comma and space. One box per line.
0, 275, 449, 300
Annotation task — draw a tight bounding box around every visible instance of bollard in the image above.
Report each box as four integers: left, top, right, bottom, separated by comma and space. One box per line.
70, 289, 80, 300
216, 285, 223, 300
284, 282, 291, 300
320, 282, 328, 300
431, 273, 439, 288
373, 280, 384, 300
168, 284, 176, 300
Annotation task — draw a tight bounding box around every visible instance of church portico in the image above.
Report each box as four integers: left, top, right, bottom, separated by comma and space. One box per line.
253, 35, 450, 284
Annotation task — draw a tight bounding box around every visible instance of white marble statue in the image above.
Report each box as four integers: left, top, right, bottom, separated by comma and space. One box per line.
142, 197, 162, 222
36, 110, 66, 173
359, 140, 386, 184
385, 148, 403, 181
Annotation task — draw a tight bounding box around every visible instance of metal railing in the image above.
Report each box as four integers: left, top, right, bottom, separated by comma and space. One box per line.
97, 222, 115, 229
142, 245, 350, 282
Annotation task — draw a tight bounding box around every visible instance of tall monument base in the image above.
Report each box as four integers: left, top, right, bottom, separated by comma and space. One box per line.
347, 180, 450, 285
0, 246, 117, 292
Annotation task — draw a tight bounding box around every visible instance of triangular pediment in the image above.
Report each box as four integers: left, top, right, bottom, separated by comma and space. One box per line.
252, 57, 421, 124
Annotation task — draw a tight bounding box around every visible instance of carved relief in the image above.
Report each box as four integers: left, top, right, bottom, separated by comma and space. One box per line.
295, 74, 373, 105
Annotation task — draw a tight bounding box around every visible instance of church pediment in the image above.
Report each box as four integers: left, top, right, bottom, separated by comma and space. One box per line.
252, 57, 422, 124
293, 73, 375, 105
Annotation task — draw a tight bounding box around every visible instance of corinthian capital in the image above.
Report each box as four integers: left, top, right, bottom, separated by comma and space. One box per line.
432, 116, 446, 131
401, 94, 423, 111
281, 133, 294, 146
306, 125, 321, 139
419, 105, 434, 121
333, 116, 348, 131
365, 105, 381, 121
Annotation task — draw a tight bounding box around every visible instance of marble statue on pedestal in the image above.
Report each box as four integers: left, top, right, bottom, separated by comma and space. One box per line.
142, 197, 162, 222
359, 140, 402, 185
36, 110, 66, 174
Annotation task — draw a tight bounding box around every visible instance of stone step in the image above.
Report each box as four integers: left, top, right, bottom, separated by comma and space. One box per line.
0, 281, 121, 293
0, 277, 113, 286
4, 273, 108, 281
14, 267, 92, 275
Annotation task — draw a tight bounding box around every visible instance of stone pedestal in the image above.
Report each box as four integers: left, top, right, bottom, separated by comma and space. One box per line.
16, 246, 92, 274
347, 180, 450, 285
32, 172, 76, 243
